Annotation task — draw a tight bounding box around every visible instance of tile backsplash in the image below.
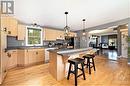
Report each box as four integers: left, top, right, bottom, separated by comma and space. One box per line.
7, 36, 65, 47
7, 36, 25, 47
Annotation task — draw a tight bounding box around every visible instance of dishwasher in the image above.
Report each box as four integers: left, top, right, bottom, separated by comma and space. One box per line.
45, 48, 57, 63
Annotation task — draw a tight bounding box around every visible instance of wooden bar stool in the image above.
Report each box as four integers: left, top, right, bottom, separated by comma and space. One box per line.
83, 54, 96, 74
67, 58, 86, 86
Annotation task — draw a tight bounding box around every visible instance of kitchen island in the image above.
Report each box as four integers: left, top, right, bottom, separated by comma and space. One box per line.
48, 48, 97, 81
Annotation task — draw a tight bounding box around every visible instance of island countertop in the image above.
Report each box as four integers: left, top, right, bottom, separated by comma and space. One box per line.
48, 47, 97, 56
48, 47, 98, 81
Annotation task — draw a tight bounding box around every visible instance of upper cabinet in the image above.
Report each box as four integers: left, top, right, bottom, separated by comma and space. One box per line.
55, 30, 64, 39
1, 16, 18, 36
44, 28, 56, 40
44, 28, 64, 41
17, 24, 26, 40
69, 32, 77, 37
43, 28, 77, 41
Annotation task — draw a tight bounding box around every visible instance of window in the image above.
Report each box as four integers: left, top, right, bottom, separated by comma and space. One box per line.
26, 26, 43, 46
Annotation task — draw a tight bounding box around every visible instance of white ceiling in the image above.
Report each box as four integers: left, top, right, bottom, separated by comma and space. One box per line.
88, 28, 117, 34
14, 0, 130, 31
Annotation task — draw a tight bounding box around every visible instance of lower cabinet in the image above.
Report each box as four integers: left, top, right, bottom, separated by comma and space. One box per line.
36, 49, 44, 62
0, 49, 8, 84
17, 48, 45, 67
6, 50, 17, 69
28, 49, 37, 64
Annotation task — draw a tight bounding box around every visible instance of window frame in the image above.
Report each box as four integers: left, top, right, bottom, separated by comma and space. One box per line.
25, 26, 43, 46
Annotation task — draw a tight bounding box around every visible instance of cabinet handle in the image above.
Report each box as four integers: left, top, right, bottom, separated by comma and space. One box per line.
3, 28, 7, 32
4, 70, 7, 73
8, 31, 11, 34
36, 52, 38, 55
7, 53, 11, 57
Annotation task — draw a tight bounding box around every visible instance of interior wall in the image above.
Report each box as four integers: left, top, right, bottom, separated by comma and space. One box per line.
77, 31, 89, 48
77, 18, 130, 32
128, 20, 130, 64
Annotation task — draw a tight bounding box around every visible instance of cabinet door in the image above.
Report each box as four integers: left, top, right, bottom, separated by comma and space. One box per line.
36, 49, 44, 63
28, 49, 36, 64
8, 17, 18, 36
0, 31, 8, 84
0, 51, 8, 84
17, 24, 26, 40
56, 30, 64, 39
7, 50, 17, 69
44, 28, 65, 40
1, 16, 9, 32
1, 16, 18, 36
44, 29, 56, 40
69, 32, 77, 37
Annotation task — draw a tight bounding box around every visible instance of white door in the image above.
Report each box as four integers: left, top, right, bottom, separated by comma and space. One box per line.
121, 32, 128, 58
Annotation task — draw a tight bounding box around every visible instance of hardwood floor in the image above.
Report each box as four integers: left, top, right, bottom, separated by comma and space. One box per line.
1, 55, 130, 86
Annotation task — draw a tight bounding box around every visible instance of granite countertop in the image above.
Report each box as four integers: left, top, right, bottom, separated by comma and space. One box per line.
5, 46, 58, 51
6, 46, 98, 56
48, 47, 96, 56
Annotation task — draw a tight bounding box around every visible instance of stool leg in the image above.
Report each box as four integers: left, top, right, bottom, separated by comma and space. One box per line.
81, 63, 86, 80
67, 63, 72, 80
83, 58, 86, 67
88, 58, 91, 74
74, 64, 78, 86
86, 58, 89, 68
92, 58, 96, 71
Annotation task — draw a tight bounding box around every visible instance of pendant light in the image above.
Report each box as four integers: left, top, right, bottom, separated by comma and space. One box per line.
64, 12, 70, 36
82, 19, 86, 35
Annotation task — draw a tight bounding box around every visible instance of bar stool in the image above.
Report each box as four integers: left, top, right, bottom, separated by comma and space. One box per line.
83, 54, 96, 74
67, 58, 86, 86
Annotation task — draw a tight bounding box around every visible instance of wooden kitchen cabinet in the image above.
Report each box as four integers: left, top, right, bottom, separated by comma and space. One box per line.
36, 49, 45, 62
43, 28, 77, 40
55, 30, 65, 39
43, 28, 64, 40
0, 30, 8, 84
28, 49, 37, 64
6, 50, 17, 69
17, 48, 45, 67
8, 17, 18, 36
1, 16, 8, 31
69, 32, 77, 37
1, 16, 18, 36
0, 51, 8, 84
17, 49, 29, 66
28, 49, 45, 64
17, 24, 26, 40
44, 28, 57, 40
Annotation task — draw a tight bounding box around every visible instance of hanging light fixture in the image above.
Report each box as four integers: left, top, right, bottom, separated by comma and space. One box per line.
64, 12, 70, 36
82, 19, 86, 35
